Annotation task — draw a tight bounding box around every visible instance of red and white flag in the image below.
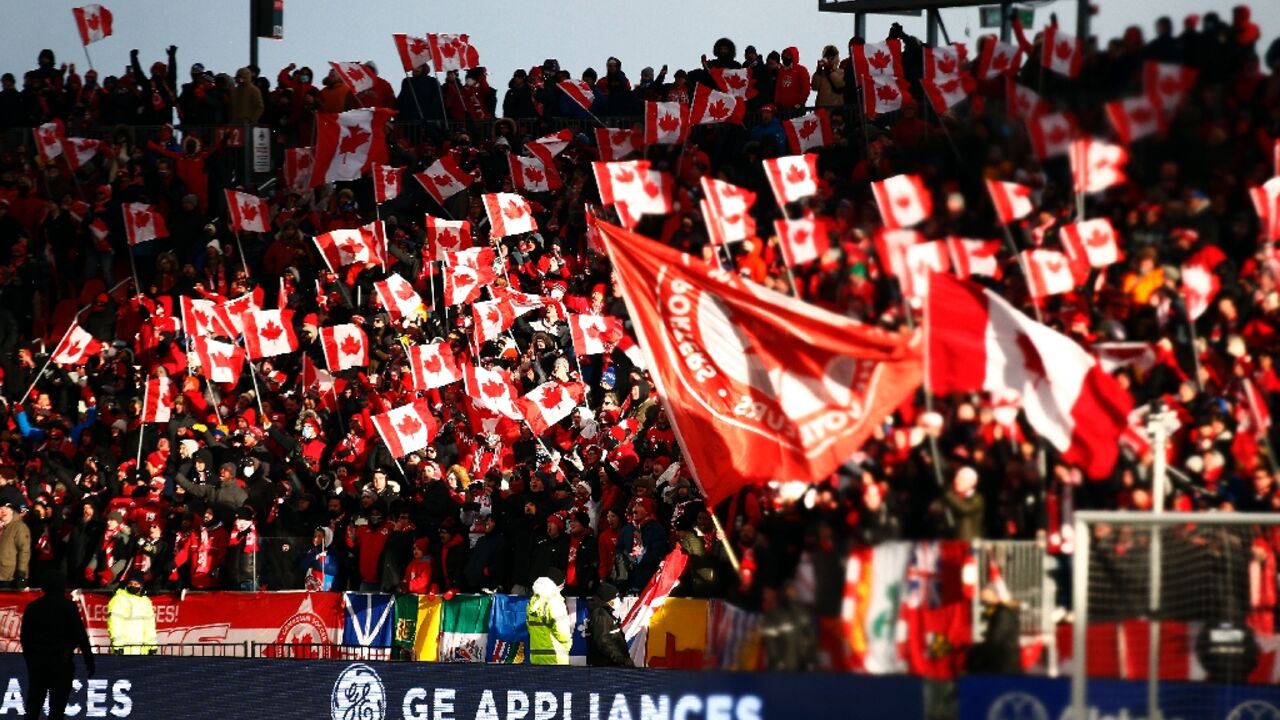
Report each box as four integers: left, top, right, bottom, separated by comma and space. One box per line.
312, 108, 395, 186
89, 219, 109, 244
1028, 112, 1077, 160
690, 84, 744, 125
320, 323, 369, 372
946, 238, 1002, 280
1021, 249, 1076, 298
701, 177, 757, 247
372, 165, 403, 203
284, 147, 314, 192
190, 336, 244, 385
372, 401, 439, 458
220, 293, 258, 337
902, 241, 950, 300
1105, 96, 1163, 144
928, 273, 1132, 479
225, 190, 270, 233
518, 380, 586, 436
1041, 25, 1083, 78
559, 80, 596, 112
986, 179, 1035, 225
568, 314, 622, 356
852, 40, 905, 80
1060, 218, 1122, 270
598, 220, 922, 507
1143, 61, 1197, 113
872, 174, 932, 230
763, 154, 819, 206
73, 5, 113, 45
35, 122, 65, 162
140, 377, 174, 424
1181, 260, 1221, 321
775, 218, 829, 267
441, 264, 481, 307
463, 363, 522, 419
123, 203, 168, 245
922, 74, 972, 114
63, 137, 106, 170
243, 309, 298, 359
644, 102, 689, 145
508, 154, 559, 193
862, 75, 912, 117
180, 296, 235, 339
592, 161, 673, 228
924, 43, 967, 80
51, 323, 102, 365
374, 273, 425, 320
423, 216, 472, 261
975, 36, 1022, 80
783, 110, 834, 155
483, 192, 536, 238
329, 61, 376, 94
393, 33, 434, 73
427, 34, 479, 72
1092, 342, 1159, 376
621, 546, 691, 652
409, 342, 463, 390
711, 67, 756, 101
312, 223, 383, 271
1249, 177, 1280, 242
1008, 82, 1048, 121
414, 155, 471, 207
595, 127, 640, 161
874, 228, 926, 281
1070, 138, 1129, 194
472, 298, 516, 344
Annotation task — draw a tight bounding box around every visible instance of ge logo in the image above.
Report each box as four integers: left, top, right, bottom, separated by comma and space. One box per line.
1227, 700, 1280, 720
332, 663, 386, 720
986, 692, 1049, 720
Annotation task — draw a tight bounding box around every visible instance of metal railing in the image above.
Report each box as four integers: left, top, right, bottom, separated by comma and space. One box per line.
971, 539, 1058, 676
92, 642, 249, 657
249, 643, 395, 661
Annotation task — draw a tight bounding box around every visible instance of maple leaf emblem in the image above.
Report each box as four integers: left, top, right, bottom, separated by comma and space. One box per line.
992, 52, 1010, 70
395, 413, 423, 437
609, 130, 630, 145
798, 119, 818, 139
422, 353, 443, 373
894, 195, 913, 209
339, 125, 371, 155
409, 37, 429, 55
524, 166, 544, 183
438, 229, 458, 248
502, 201, 525, 220
347, 66, 365, 83
1044, 258, 1065, 275
658, 114, 679, 133
869, 50, 890, 70
209, 352, 232, 371
540, 385, 564, 410
453, 271, 475, 288
441, 43, 456, 59
876, 83, 900, 102
240, 202, 258, 221
725, 72, 746, 90
432, 171, 454, 187
707, 99, 731, 120
481, 381, 507, 398
937, 55, 957, 74
338, 238, 363, 259
642, 181, 661, 199
1130, 107, 1153, 125
939, 79, 960, 94
1159, 76, 1180, 96
784, 163, 807, 184
583, 322, 603, 341
63, 341, 82, 358
1047, 126, 1068, 145
192, 308, 210, 328
394, 282, 417, 301
86, 14, 99, 30
613, 167, 636, 184
259, 320, 284, 342
792, 229, 810, 245
1055, 41, 1073, 60
1085, 229, 1111, 248
296, 153, 311, 169
1015, 332, 1046, 383
723, 213, 741, 226
339, 334, 362, 357
485, 308, 500, 326
132, 210, 151, 229
382, 168, 398, 185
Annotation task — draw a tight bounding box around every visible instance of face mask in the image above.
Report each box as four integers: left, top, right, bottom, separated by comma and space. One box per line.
299, 75, 311, 83
243, 464, 255, 478
234, 519, 252, 532
302, 426, 316, 440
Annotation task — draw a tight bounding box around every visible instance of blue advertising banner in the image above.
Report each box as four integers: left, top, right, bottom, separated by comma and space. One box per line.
0, 655, 922, 720
960, 675, 1280, 720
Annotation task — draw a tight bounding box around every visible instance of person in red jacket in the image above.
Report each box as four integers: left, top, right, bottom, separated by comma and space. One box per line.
402, 538, 433, 594
350, 506, 391, 592
773, 47, 810, 109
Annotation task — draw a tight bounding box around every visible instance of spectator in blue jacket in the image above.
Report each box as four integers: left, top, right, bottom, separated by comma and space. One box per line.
749, 104, 787, 156
615, 496, 668, 593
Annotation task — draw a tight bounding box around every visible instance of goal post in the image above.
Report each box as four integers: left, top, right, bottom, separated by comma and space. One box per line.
1071, 511, 1280, 720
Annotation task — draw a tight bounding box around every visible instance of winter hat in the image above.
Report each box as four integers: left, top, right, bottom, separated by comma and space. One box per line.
547, 513, 567, 532
179, 439, 200, 457
236, 506, 255, 521
596, 582, 619, 602
546, 567, 566, 588
219, 462, 238, 476
413, 538, 430, 556
106, 511, 125, 523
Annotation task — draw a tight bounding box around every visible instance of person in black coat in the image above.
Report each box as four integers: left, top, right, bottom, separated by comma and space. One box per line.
586, 583, 633, 667
464, 514, 507, 592
967, 587, 1023, 675
21, 571, 95, 720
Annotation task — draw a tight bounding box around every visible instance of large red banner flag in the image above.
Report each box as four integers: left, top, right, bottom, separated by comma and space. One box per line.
597, 221, 922, 507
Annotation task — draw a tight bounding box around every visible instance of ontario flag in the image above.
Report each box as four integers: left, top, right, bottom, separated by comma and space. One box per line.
312, 223, 383, 271
190, 336, 245, 385
320, 323, 369, 372
140, 377, 174, 424
311, 108, 396, 186
373, 164, 403, 203
225, 190, 270, 233
50, 323, 102, 365
644, 101, 689, 145
568, 314, 622, 356
598, 221, 922, 506
374, 273, 425, 321
409, 342, 463, 390
763, 154, 819, 206
774, 218, 829, 267
414, 156, 471, 207
123, 203, 168, 245
423, 216, 472, 262
393, 33, 434, 73
595, 127, 640, 161
372, 401, 439, 458
927, 273, 1132, 478
73, 5, 113, 45
464, 363, 522, 420
898, 541, 974, 679
243, 309, 299, 359
483, 193, 536, 238
517, 380, 586, 435
690, 84, 744, 125
783, 110, 833, 155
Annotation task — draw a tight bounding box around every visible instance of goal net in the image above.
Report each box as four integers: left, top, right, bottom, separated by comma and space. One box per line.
1072, 511, 1280, 720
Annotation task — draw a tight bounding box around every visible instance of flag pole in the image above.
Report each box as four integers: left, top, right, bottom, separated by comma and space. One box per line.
904, 289, 950, 519
136, 379, 149, 468
245, 359, 267, 419
232, 228, 248, 272
81, 43, 94, 73
998, 223, 1046, 325
22, 321, 78, 402
1184, 303, 1205, 393
403, 70, 427, 122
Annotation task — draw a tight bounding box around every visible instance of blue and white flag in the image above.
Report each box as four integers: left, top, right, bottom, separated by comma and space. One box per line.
342, 593, 395, 648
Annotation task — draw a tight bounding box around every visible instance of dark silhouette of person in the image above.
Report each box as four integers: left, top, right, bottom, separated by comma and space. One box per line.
20, 571, 95, 720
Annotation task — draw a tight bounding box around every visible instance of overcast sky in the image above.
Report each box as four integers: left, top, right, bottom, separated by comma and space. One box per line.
3, 1, 1278, 92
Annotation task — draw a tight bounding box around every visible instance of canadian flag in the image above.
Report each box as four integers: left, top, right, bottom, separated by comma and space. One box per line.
874, 228, 926, 281
1181, 260, 1221, 320
1042, 25, 1083, 78
320, 323, 369, 372
928, 273, 1132, 479
374, 273, 425, 320
1143, 61, 1197, 114
508, 154, 560, 193
902, 241, 950, 299
774, 218, 829, 267
414, 156, 471, 208
853, 39, 905, 80
225, 190, 270, 233
312, 222, 383, 271
976, 36, 1022, 80
598, 220, 922, 507
946, 238, 1002, 280
711, 67, 756, 101
35, 121, 65, 162
372, 401, 439, 458
73, 5, 113, 45
483, 192, 536, 238
690, 84, 744, 125
763, 154, 819, 206
1070, 138, 1129, 194
559, 80, 596, 112
373, 164, 403, 203
220, 293, 259, 337
700, 177, 757, 247
123, 203, 168, 245
595, 127, 640, 161
922, 74, 972, 115
472, 298, 516, 343
463, 363, 522, 419
284, 147, 314, 192
89, 219, 109, 244
329, 61, 376, 94
923, 43, 967, 80
525, 129, 573, 166
62, 137, 106, 170
592, 161, 673, 229
393, 33, 434, 73
862, 75, 913, 117
243, 309, 298, 359
423, 216, 472, 261
409, 342, 463, 390
443, 263, 483, 306
1060, 218, 1122, 271
447, 245, 498, 269
1105, 96, 1163, 144
1021, 249, 1076, 298
784, 110, 834, 155
311, 108, 395, 187
140, 377, 174, 424
180, 296, 236, 339
1249, 177, 1280, 242
427, 34, 480, 72
518, 380, 587, 436
1028, 112, 1078, 160
644, 102, 689, 145
986, 179, 1035, 225
50, 323, 102, 365
301, 354, 335, 394
568, 313, 622, 356
190, 336, 244, 385
494, 288, 566, 321
1008, 81, 1048, 121
872, 174, 932, 230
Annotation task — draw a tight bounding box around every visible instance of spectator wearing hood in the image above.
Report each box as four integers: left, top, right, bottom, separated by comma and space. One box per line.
586, 582, 633, 667
773, 47, 810, 109
228, 67, 263, 124
0, 502, 31, 588
527, 568, 572, 665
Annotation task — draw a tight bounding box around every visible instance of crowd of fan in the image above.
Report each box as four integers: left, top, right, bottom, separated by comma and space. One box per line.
0, 9, 1275, 616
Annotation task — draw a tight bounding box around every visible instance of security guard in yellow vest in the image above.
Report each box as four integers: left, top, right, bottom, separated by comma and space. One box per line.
527, 568, 572, 665
106, 577, 157, 655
